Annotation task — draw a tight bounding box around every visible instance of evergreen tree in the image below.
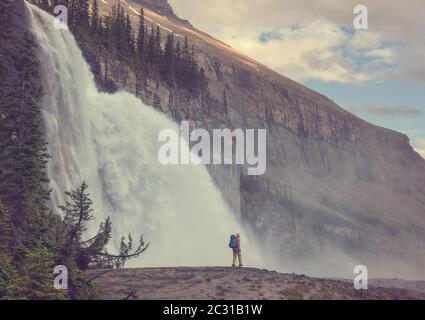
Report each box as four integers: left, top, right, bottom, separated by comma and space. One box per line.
0, 18, 66, 299
182, 36, 191, 84
136, 7, 145, 63
154, 25, 162, 65
189, 44, 199, 91
174, 40, 182, 86
0, 202, 13, 254
100, 14, 113, 48
115, 234, 133, 269
23, 243, 66, 299
125, 13, 135, 58
146, 26, 156, 71
109, 4, 119, 55
40, 0, 49, 10
72, 0, 89, 30
90, 0, 99, 36
0, 202, 20, 298
135, 7, 147, 95
223, 89, 228, 107
0, 31, 50, 238
199, 67, 208, 93
0, 253, 21, 298
67, 0, 78, 30
58, 182, 149, 270
162, 33, 175, 85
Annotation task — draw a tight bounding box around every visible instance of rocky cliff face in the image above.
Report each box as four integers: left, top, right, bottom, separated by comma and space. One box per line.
88, 0, 425, 278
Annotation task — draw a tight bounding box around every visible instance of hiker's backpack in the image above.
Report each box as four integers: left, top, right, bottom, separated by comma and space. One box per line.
229, 234, 238, 249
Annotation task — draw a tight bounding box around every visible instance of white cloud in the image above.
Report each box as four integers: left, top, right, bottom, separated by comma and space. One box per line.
226, 20, 352, 82
348, 32, 382, 50
414, 140, 425, 159
365, 48, 397, 63
349, 105, 422, 116
170, 0, 425, 83
216, 19, 397, 83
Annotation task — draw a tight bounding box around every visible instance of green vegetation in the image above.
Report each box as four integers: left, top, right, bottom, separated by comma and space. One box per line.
1, 0, 60, 299
58, 182, 148, 272
0, 1, 149, 299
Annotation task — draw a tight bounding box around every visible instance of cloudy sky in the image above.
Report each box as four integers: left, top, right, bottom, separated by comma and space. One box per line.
169, 0, 425, 157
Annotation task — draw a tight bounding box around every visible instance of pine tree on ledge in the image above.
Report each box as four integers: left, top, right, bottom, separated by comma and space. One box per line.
58, 182, 149, 270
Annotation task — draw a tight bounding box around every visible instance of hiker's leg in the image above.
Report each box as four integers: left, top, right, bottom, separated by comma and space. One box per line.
232, 250, 237, 266
238, 249, 243, 266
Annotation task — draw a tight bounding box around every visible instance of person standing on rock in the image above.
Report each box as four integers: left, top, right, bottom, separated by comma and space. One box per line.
229, 233, 243, 267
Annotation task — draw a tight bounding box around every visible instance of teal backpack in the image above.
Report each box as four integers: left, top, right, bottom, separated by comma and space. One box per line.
229, 234, 238, 249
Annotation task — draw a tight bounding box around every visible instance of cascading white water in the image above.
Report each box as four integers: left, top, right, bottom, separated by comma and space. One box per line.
26, 3, 264, 268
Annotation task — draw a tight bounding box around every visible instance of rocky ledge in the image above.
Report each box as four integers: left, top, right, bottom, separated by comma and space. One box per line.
86, 267, 425, 300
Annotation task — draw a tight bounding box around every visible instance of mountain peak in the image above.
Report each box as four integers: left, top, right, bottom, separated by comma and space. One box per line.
133, 0, 174, 17
132, 0, 192, 27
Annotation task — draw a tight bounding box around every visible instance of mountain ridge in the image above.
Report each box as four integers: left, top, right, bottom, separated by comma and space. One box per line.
112, 0, 417, 143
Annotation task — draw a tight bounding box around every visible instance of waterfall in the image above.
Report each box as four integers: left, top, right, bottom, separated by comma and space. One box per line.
26, 3, 264, 268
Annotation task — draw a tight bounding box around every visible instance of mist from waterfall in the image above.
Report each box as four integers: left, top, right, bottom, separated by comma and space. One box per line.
26, 3, 265, 268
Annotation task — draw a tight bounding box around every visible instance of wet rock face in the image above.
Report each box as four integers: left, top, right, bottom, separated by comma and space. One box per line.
90, 0, 425, 276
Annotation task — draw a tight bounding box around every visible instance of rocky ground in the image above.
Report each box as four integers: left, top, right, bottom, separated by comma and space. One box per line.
86, 267, 425, 300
